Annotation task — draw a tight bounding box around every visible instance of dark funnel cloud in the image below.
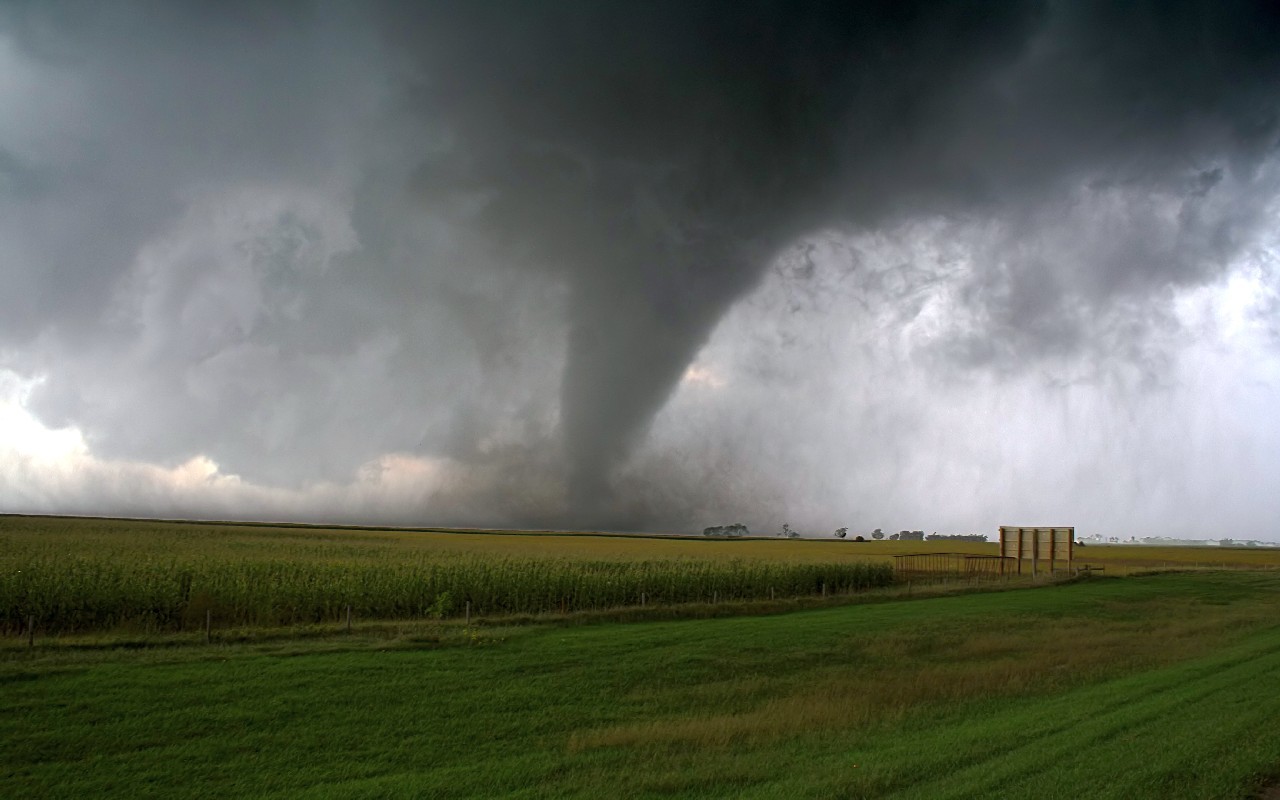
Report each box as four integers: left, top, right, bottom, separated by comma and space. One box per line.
388, 0, 1279, 520
391, 1, 1041, 511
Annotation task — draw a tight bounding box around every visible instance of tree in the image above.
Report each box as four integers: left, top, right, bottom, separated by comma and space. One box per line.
834, 527, 848, 539
782, 523, 798, 539
872, 528, 884, 540
705, 523, 748, 538
926, 533, 988, 542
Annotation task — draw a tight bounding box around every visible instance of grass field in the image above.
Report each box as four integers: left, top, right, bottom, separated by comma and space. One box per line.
3, 571, 1279, 798
1, 513, 1000, 563
6, 514, 1278, 565
7, 514, 1277, 568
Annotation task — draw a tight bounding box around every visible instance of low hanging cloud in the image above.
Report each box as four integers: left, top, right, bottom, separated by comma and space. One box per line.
1, 1, 1279, 535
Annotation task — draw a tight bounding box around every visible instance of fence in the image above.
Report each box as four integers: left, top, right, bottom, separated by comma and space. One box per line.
893, 553, 1015, 579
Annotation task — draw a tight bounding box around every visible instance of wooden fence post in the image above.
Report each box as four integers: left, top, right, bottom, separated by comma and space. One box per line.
28, 615, 34, 648
465, 601, 471, 627
205, 610, 211, 644
346, 605, 352, 633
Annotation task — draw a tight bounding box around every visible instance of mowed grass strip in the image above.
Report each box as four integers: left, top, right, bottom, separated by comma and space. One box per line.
2, 572, 1279, 798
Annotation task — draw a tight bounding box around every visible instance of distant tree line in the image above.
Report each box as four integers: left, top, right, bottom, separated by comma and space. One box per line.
704, 524, 989, 543
926, 533, 988, 542
835, 529, 990, 542
703, 523, 749, 537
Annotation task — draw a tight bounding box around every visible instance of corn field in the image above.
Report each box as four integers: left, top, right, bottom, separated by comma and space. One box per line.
3, 535, 894, 633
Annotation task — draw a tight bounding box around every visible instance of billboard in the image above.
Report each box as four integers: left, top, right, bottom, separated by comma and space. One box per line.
998, 526, 1074, 574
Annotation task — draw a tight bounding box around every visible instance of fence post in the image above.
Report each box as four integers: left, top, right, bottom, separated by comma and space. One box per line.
465, 601, 471, 627
205, 609, 211, 644
640, 592, 646, 607
346, 605, 352, 633
822, 582, 827, 598
770, 586, 774, 601
28, 615, 34, 648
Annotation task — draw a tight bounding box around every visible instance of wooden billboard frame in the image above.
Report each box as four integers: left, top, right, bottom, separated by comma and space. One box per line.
998, 526, 1074, 576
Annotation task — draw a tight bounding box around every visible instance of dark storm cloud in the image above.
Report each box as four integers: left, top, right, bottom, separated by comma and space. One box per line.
2, 0, 1278, 529
382, 0, 1279, 518
0, 0, 373, 341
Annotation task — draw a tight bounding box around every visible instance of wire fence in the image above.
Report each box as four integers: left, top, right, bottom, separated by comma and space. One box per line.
892, 553, 1015, 579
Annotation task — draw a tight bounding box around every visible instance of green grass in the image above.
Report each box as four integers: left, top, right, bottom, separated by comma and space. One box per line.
3, 571, 1280, 798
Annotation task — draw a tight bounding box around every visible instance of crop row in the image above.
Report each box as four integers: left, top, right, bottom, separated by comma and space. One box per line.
2, 556, 895, 633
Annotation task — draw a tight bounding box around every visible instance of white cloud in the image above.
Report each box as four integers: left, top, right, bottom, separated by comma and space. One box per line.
628, 223, 1280, 540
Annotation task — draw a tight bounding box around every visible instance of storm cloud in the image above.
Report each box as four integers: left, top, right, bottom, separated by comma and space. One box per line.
2, 1, 1278, 535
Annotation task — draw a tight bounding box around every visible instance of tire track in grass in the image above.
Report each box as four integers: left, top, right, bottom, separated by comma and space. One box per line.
976, 655, 1275, 799
903, 631, 1280, 798
886, 627, 1280, 799
801, 629, 1279, 799
821, 633, 1267, 798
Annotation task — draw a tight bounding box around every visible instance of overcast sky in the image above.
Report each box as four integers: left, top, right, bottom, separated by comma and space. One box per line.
2, 1, 1278, 540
